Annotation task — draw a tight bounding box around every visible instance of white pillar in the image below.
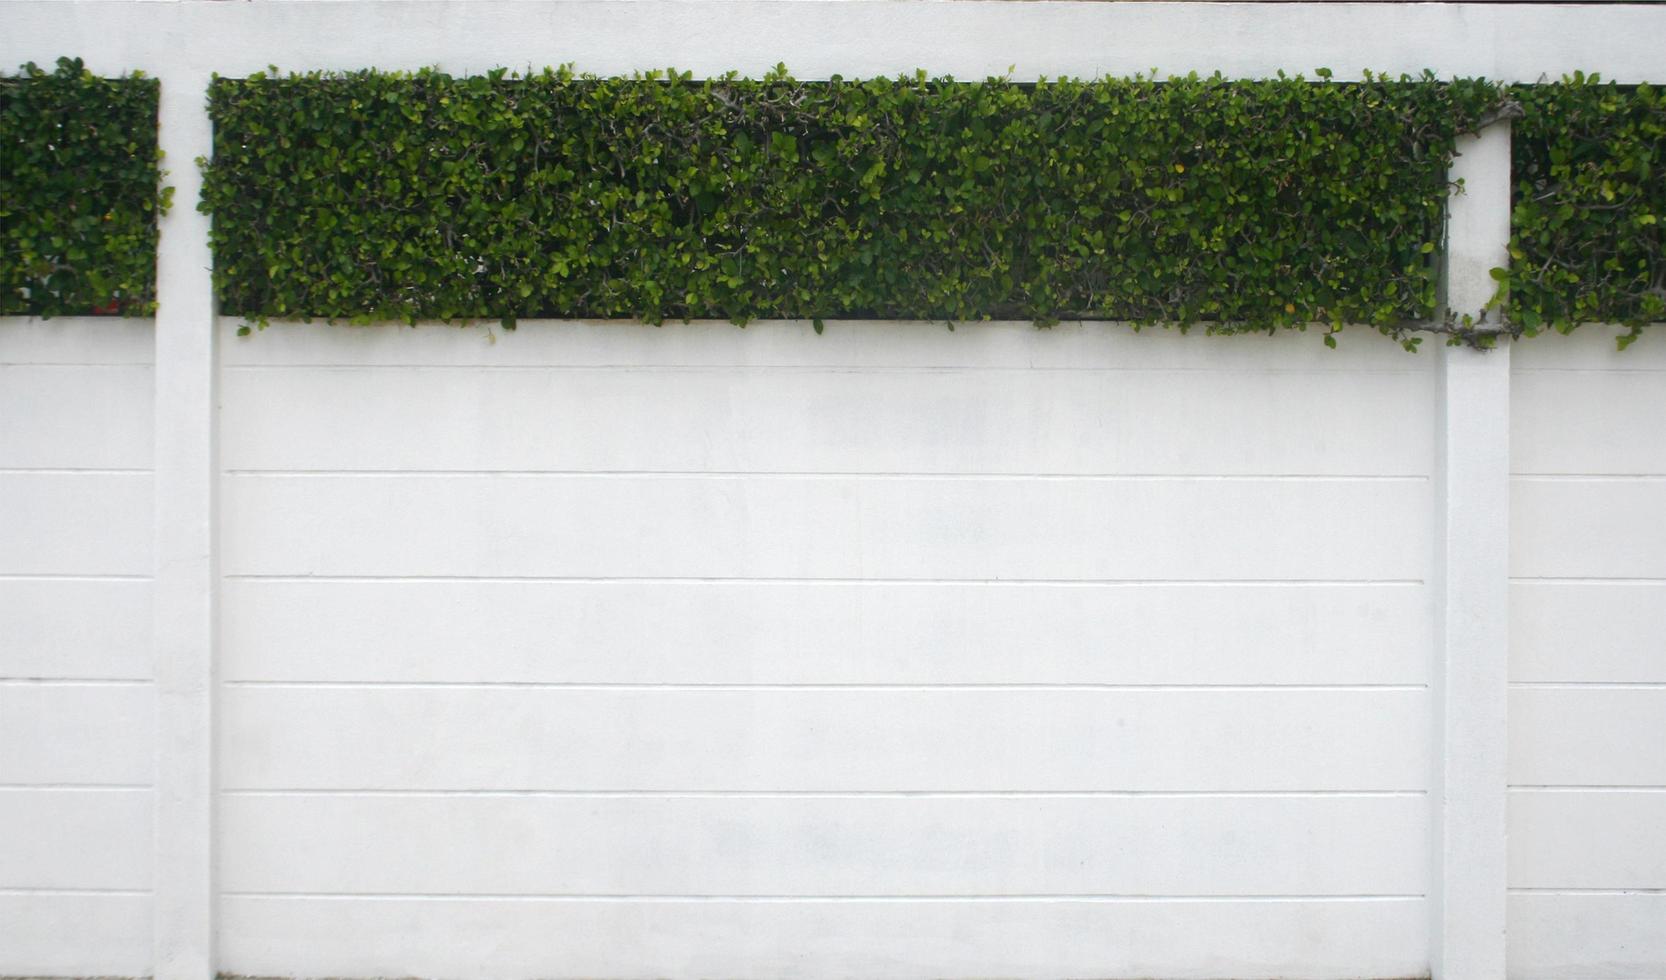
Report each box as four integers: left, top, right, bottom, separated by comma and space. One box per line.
153, 67, 217, 980
1431, 121, 1512, 980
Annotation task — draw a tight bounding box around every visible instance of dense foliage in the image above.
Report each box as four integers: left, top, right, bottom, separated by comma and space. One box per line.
1502, 75, 1665, 348
1, 58, 165, 317
202, 66, 1507, 346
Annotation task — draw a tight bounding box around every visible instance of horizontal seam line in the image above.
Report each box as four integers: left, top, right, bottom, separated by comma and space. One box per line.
219, 364, 1429, 375
221, 575, 1425, 586
219, 681, 1428, 691
1513, 367, 1666, 374
1509, 681, 1666, 689
219, 789, 1430, 799
217, 892, 1426, 904
1508, 888, 1666, 895
0, 784, 151, 792
0, 362, 151, 368
0, 678, 153, 686
1509, 786, 1666, 792
1512, 473, 1666, 481
220, 470, 1428, 482
1509, 577, 1666, 584
0, 467, 152, 475
0, 574, 152, 582
0, 887, 151, 897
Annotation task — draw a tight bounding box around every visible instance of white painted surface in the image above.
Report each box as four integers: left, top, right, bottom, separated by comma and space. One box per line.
152, 66, 220, 980
0, 471, 152, 576
1508, 325, 1666, 979
1512, 582, 1666, 684
1, 579, 154, 681
0, 364, 153, 470
0, 683, 153, 786
1430, 124, 1512, 980
0, 893, 153, 978
220, 365, 1432, 476
221, 895, 1430, 980
219, 688, 1429, 792
0, 320, 155, 977
210, 319, 1438, 978
1513, 478, 1666, 579
215, 316, 1451, 370
1509, 892, 1666, 980
1510, 688, 1666, 787
222, 472, 1428, 580
220, 793, 1428, 896
1510, 791, 1666, 890
0, 789, 152, 891
221, 579, 1429, 686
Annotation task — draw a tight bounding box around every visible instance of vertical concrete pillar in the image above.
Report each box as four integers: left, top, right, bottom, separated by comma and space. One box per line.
153, 66, 217, 980
1431, 121, 1513, 980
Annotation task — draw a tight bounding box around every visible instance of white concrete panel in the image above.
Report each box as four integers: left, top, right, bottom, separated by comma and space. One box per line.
221, 579, 1430, 686
219, 793, 1428, 897
0, 893, 152, 978
0, 682, 153, 786
1511, 478, 1666, 580
0, 788, 152, 890
0, 319, 157, 975
1511, 325, 1666, 373
220, 688, 1428, 793
219, 894, 1429, 980
1509, 689, 1666, 787
1509, 791, 1666, 890
0, 578, 153, 681
221, 474, 1429, 581
1508, 893, 1666, 980
0, 472, 152, 577
1512, 583, 1666, 683
220, 366, 1431, 477
0, 365, 153, 471
1513, 369, 1666, 476
203, 257, 1446, 975
1508, 334, 1666, 979
220, 318, 1428, 371
0, 317, 155, 366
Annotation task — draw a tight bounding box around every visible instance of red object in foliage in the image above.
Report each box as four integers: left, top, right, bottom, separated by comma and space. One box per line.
90, 300, 121, 315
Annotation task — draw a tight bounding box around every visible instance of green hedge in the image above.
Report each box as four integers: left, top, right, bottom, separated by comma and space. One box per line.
202, 67, 1506, 347
1502, 75, 1665, 348
1, 58, 165, 317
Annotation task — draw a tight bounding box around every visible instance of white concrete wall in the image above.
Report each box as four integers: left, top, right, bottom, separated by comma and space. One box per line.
211, 320, 1438, 979
1508, 327, 1666, 980
4, 3, 1666, 977
0, 319, 156, 977
9, 317, 1666, 979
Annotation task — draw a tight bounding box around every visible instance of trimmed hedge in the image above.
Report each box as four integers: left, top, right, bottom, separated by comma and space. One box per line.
202, 67, 1507, 347
1, 58, 165, 317
1503, 75, 1665, 348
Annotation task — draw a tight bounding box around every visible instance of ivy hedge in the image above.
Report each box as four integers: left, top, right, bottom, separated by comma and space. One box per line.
1, 58, 166, 317
202, 67, 1509, 347
1501, 75, 1665, 348
8, 64, 1663, 343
